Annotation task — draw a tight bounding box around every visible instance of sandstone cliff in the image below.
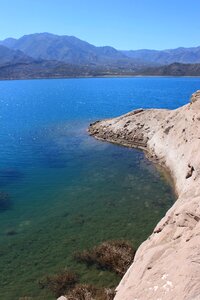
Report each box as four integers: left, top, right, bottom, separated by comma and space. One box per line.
88, 90, 200, 300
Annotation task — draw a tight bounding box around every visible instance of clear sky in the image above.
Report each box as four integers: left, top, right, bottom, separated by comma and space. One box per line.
0, 0, 200, 50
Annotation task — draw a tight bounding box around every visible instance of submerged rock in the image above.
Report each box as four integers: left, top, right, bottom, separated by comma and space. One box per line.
0, 191, 11, 211
5, 229, 17, 236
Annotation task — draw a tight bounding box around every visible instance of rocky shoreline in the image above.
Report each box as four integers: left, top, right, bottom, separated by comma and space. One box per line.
88, 90, 200, 300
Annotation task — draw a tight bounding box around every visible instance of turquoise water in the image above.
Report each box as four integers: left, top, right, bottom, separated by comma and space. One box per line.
0, 77, 199, 299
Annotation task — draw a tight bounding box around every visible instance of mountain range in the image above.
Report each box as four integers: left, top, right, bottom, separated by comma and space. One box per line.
0, 33, 200, 79
0, 33, 135, 67
123, 47, 200, 65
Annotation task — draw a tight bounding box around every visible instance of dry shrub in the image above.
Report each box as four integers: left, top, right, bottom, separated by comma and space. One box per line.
102, 288, 116, 300
38, 271, 116, 299
74, 240, 135, 276
66, 284, 115, 300
38, 270, 78, 297
67, 284, 97, 300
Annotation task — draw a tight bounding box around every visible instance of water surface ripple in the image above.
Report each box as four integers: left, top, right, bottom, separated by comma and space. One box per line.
0, 77, 199, 299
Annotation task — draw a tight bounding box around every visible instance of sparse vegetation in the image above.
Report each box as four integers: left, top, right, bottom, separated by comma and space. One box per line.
37, 240, 133, 299
38, 271, 116, 299
38, 240, 135, 298
66, 284, 115, 300
38, 270, 78, 297
66, 284, 97, 300
74, 240, 135, 276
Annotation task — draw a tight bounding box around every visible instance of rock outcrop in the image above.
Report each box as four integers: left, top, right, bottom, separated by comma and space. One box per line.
88, 90, 200, 300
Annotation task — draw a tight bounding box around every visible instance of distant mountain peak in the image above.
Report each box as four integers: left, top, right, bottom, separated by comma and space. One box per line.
0, 32, 130, 65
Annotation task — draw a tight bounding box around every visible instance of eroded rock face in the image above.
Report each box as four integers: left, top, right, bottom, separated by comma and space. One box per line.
191, 90, 200, 104
88, 90, 200, 300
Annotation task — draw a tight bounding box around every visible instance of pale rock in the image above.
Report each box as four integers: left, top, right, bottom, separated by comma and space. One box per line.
88, 90, 200, 300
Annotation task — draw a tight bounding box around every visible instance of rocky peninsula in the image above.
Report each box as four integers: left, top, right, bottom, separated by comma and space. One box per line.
88, 90, 200, 300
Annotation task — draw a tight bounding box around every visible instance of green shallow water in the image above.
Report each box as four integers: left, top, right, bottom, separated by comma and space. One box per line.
0, 123, 175, 299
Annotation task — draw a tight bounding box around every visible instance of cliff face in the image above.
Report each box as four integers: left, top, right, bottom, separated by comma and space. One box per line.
88, 90, 200, 300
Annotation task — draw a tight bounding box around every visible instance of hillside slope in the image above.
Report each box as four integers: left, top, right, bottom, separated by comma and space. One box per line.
0, 45, 33, 67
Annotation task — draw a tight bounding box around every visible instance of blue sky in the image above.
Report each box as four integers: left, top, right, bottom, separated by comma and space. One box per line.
0, 0, 200, 50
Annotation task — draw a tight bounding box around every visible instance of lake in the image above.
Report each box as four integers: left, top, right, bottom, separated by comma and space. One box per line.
0, 77, 199, 299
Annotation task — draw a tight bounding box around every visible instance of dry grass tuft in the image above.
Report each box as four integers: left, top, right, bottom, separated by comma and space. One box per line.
66, 284, 115, 300
38, 270, 78, 297
74, 240, 135, 276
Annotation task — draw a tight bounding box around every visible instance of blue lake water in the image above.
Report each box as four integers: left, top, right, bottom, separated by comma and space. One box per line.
0, 77, 200, 299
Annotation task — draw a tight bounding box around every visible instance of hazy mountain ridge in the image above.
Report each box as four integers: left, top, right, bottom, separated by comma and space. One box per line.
122, 46, 200, 65
0, 44, 34, 67
1, 33, 200, 67
0, 33, 200, 79
0, 33, 135, 66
